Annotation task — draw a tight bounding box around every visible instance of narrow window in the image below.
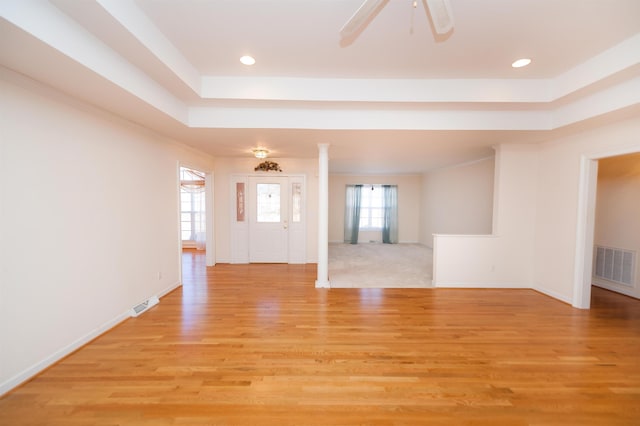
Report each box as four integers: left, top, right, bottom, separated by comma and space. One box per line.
180, 167, 205, 248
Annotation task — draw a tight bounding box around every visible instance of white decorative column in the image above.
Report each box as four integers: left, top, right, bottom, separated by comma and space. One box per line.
316, 143, 330, 288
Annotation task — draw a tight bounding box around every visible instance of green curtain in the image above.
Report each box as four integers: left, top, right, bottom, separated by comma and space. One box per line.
344, 185, 362, 244
382, 185, 398, 244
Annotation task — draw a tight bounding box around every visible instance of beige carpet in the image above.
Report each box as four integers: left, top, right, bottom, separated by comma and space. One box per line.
328, 243, 433, 288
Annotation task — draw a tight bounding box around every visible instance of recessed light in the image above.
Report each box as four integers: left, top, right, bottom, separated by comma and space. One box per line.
240, 55, 256, 66
512, 58, 531, 68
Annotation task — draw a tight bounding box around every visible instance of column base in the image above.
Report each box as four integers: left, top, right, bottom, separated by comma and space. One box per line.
315, 280, 330, 288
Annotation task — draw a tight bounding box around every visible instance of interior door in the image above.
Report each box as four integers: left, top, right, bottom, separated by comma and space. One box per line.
248, 176, 289, 262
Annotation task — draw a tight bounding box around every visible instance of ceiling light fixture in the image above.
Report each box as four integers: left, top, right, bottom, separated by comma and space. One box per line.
240, 55, 256, 66
512, 58, 531, 68
253, 148, 268, 159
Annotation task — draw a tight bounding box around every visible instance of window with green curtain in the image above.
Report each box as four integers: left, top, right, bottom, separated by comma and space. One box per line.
382, 185, 398, 244
344, 184, 362, 244
344, 184, 398, 244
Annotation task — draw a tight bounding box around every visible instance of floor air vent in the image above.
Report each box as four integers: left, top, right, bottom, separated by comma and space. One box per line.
594, 246, 635, 286
130, 296, 159, 317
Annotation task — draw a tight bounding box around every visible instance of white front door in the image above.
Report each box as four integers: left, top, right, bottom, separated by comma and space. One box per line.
248, 176, 289, 262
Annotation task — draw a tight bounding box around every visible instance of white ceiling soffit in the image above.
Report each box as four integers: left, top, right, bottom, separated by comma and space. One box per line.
1, 0, 639, 173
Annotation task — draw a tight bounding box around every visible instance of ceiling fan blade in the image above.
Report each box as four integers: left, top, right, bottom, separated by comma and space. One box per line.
340, 0, 388, 39
424, 0, 454, 34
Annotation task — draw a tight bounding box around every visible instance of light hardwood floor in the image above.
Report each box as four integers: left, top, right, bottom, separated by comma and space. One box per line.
1, 250, 639, 425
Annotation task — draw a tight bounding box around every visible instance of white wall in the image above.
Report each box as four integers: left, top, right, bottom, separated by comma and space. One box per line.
213, 157, 318, 263
328, 174, 422, 244
434, 118, 640, 302
433, 116, 640, 302
593, 153, 640, 298
0, 69, 215, 395
433, 145, 538, 288
419, 157, 494, 247
533, 118, 640, 304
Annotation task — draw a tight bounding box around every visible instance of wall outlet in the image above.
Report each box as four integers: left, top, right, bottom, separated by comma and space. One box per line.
157, 272, 162, 280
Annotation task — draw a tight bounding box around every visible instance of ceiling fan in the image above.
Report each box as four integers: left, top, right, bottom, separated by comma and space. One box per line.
340, 0, 454, 41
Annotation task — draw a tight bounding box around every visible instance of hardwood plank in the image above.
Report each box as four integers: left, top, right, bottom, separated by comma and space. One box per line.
1, 250, 639, 425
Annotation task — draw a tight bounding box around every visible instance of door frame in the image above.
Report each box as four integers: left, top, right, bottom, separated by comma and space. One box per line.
573, 146, 640, 309
230, 173, 306, 264
177, 163, 215, 286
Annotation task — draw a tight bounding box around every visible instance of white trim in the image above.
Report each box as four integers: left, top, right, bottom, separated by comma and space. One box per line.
573, 145, 640, 309
315, 280, 331, 288
534, 285, 573, 305
592, 278, 638, 299
572, 156, 597, 309
433, 282, 527, 288
432, 234, 497, 238
432, 234, 438, 285
158, 280, 182, 298
329, 240, 424, 244
426, 155, 495, 173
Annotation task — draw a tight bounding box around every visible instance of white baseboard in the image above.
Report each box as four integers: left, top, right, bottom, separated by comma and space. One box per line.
328, 241, 422, 245
592, 277, 638, 299
533, 285, 573, 305
434, 282, 575, 305
315, 280, 330, 288
0, 309, 130, 397
158, 280, 182, 298
433, 281, 527, 288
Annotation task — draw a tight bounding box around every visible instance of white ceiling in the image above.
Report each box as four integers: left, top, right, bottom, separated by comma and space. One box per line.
1, 0, 639, 173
